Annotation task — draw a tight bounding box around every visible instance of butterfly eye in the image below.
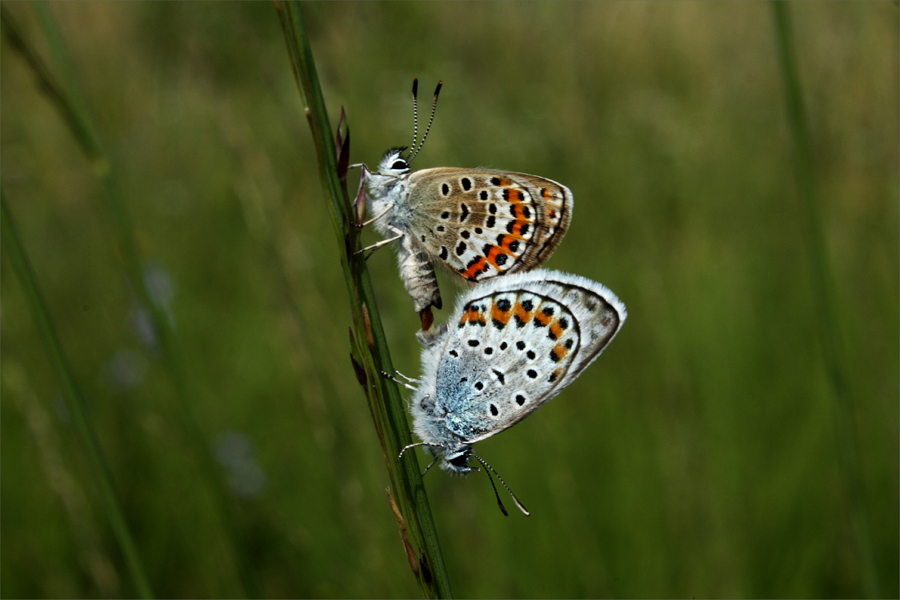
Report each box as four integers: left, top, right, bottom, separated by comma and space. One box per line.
391, 160, 408, 170
449, 454, 469, 468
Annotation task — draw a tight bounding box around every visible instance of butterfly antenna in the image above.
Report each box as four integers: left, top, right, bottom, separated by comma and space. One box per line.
471, 452, 530, 516
477, 460, 509, 516
408, 80, 442, 164
409, 78, 419, 161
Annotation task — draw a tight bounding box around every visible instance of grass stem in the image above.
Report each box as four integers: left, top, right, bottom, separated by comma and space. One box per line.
771, 4, 880, 596
275, 2, 452, 596
2, 6, 260, 595
1, 190, 155, 599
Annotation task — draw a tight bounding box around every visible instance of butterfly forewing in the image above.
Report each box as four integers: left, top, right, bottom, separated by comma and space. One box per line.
407, 168, 573, 282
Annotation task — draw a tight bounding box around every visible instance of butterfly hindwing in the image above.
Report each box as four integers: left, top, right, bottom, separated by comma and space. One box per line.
418, 270, 625, 446
406, 168, 573, 282
493, 273, 625, 390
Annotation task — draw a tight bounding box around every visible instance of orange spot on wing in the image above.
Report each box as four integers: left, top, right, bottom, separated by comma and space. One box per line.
535, 312, 553, 327
463, 305, 486, 325
514, 302, 533, 324
491, 303, 512, 324
510, 221, 529, 237
484, 245, 513, 269
552, 343, 569, 361
461, 257, 488, 281
550, 322, 565, 340
497, 234, 519, 252
513, 204, 533, 222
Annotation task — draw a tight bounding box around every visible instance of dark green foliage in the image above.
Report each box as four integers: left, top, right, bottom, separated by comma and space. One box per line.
1, 2, 896, 597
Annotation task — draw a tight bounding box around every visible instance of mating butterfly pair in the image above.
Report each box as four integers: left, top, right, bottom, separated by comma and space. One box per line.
356, 80, 626, 515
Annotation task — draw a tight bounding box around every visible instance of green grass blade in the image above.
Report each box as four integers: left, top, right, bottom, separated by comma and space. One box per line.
275, 2, 452, 596
771, 3, 880, 597
1, 190, 155, 599
1, 6, 260, 596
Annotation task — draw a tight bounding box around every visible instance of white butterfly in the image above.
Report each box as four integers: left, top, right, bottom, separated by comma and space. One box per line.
397, 269, 626, 515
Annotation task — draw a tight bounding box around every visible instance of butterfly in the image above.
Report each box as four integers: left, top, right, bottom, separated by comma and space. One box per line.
397, 269, 626, 515
358, 80, 573, 327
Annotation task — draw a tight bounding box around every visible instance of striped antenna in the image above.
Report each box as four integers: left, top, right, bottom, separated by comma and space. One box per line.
408, 80, 442, 163
409, 78, 419, 160
471, 451, 530, 517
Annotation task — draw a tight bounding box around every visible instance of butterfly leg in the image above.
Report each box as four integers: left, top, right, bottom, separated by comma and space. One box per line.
356, 202, 393, 229
398, 441, 440, 461
420, 455, 440, 478
380, 369, 419, 391
397, 442, 442, 478
355, 226, 404, 258
392, 369, 420, 384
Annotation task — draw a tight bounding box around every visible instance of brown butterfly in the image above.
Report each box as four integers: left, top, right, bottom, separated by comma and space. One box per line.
358, 80, 573, 326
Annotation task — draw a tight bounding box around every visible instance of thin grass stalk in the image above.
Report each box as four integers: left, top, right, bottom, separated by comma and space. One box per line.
274, 2, 452, 596
1, 6, 258, 596
770, 4, 880, 597
1, 190, 154, 599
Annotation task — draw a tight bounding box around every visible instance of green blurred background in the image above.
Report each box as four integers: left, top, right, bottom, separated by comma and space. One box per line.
1, 2, 897, 598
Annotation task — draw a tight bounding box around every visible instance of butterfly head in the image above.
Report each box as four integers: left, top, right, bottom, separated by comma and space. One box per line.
442, 445, 478, 474
376, 146, 411, 177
